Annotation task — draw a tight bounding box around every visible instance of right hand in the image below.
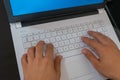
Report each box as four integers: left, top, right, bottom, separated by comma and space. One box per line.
82, 31, 120, 80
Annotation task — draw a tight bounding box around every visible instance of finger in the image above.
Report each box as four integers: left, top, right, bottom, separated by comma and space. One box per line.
45, 44, 54, 60
82, 37, 103, 53
21, 54, 28, 70
35, 41, 45, 59
88, 31, 113, 45
82, 48, 100, 69
54, 55, 63, 78
27, 47, 35, 63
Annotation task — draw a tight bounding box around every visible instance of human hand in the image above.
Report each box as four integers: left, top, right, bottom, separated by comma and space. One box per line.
82, 31, 120, 80
21, 41, 62, 80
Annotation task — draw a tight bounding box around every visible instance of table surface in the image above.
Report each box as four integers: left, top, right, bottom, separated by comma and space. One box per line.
0, 0, 120, 80
0, 0, 20, 80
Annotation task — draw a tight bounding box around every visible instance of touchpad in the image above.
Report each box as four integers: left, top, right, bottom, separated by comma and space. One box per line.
64, 54, 94, 79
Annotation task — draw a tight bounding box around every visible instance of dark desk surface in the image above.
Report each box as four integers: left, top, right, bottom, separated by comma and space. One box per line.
107, 0, 120, 28
0, 0, 20, 80
0, 0, 120, 80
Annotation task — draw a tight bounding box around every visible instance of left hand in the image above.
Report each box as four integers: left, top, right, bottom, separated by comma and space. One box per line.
21, 41, 62, 80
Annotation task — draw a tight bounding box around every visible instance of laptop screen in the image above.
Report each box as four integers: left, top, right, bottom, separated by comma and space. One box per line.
10, 0, 104, 16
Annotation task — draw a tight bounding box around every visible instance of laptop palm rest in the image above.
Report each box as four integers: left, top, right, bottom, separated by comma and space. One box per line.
60, 54, 102, 80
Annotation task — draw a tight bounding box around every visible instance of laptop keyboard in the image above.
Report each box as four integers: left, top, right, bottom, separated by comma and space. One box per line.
21, 20, 109, 58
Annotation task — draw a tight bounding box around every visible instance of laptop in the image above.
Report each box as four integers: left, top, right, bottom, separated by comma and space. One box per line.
4, 0, 120, 80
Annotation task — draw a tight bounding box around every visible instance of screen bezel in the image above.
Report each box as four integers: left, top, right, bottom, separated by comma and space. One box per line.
4, 0, 106, 23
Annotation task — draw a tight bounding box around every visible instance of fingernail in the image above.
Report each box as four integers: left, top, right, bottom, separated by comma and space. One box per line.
47, 43, 54, 47
60, 55, 63, 58
58, 55, 63, 59
88, 31, 95, 34
81, 37, 85, 40
82, 49, 87, 54
82, 49, 86, 53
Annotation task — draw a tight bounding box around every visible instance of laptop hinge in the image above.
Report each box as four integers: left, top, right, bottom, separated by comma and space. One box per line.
22, 9, 98, 27
10, 22, 22, 29
98, 8, 105, 14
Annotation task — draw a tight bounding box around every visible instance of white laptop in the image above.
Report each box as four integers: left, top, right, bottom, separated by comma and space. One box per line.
4, 0, 120, 80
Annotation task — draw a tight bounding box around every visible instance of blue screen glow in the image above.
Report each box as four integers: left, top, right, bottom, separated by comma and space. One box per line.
10, 0, 104, 16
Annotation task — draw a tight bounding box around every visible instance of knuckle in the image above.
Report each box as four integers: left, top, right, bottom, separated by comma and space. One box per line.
37, 41, 45, 47
87, 53, 93, 58
102, 46, 110, 51
43, 58, 50, 65
48, 44, 54, 48
28, 47, 34, 52
39, 41, 45, 45
55, 59, 60, 64
97, 32, 102, 35
47, 45, 54, 52
87, 39, 94, 45
96, 32, 103, 36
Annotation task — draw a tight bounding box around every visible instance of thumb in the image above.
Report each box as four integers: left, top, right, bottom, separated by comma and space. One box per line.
82, 48, 100, 69
54, 55, 62, 78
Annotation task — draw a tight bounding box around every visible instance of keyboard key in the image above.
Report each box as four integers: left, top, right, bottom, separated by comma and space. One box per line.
80, 42, 85, 48
64, 40, 70, 45
21, 34, 27, 37
57, 31, 63, 35
22, 37, 27, 43
50, 37, 56, 43
67, 34, 72, 39
87, 23, 94, 29
75, 37, 81, 43
78, 26, 82, 31
63, 46, 69, 51
73, 28, 78, 32
44, 39, 50, 43
27, 36, 33, 41
70, 39, 75, 44
56, 36, 61, 41
93, 21, 102, 28
33, 35, 39, 40
68, 28, 73, 33
74, 43, 80, 49
39, 34, 45, 39
54, 42, 59, 47
101, 27, 106, 31
58, 47, 64, 53
97, 28, 103, 33
78, 32, 82, 37
83, 24, 88, 30
24, 42, 31, 48
46, 33, 51, 38
33, 31, 39, 35
62, 30, 67, 34
71, 33, 77, 38
61, 35, 67, 40
69, 45, 75, 50
51, 32, 57, 37
82, 31, 88, 36
27, 33, 33, 36
32, 41, 37, 46
39, 30, 44, 33
59, 41, 65, 47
